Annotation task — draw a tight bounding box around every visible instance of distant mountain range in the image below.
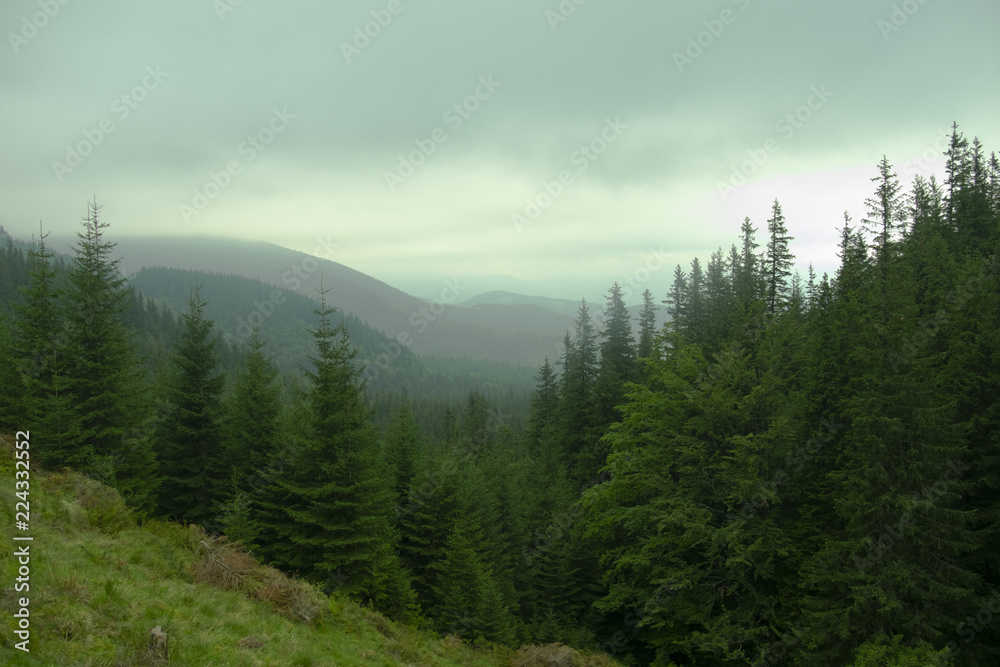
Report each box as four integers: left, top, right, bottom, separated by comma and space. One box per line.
43, 235, 577, 367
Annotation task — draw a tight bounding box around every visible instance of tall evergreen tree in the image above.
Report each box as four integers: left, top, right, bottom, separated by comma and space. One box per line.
637, 288, 658, 361
253, 289, 416, 619
62, 201, 155, 501
225, 326, 282, 483
12, 230, 80, 466
559, 300, 599, 482
0, 309, 25, 432
156, 286, 227, 525
524, 358, 559, 457
764, 199, 794, 315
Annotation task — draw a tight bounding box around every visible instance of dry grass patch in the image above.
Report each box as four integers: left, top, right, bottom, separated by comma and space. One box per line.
193, 535, 326, 623
511, 643, 617, 667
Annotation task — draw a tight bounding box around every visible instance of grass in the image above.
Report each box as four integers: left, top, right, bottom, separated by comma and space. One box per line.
0, 436, 619, 666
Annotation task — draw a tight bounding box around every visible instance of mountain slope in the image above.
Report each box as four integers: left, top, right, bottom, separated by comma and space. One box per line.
45, 236, 572, 366
0, 435, 616, 666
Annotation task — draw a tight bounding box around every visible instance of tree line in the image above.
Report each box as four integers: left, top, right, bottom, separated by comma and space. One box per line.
1, 123, 998, 664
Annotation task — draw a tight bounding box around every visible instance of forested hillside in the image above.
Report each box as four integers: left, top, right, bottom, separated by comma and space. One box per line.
0, 124, 998, 665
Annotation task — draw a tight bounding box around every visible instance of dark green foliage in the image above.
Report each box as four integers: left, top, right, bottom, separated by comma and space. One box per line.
764, 199, 794, 315
252, 290, 416, 620
12, 232, 80, 465
0, 308, 25, 431
637, 288, 658, 361
225, 326, 282, 483
155, 286, 227, 525
62, 202, 157, 504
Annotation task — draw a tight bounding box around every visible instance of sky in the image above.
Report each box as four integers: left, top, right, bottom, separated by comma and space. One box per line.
2, 0, 998, 303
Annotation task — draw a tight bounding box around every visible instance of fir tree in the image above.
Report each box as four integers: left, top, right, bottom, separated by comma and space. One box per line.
637, 288, 658, 361
12, 230, 80, 466
253, 289, 416, 619
156, 285, 227, 524
225, 326, 282, 484
764, 199, 794, 315
62, 201, 154, 500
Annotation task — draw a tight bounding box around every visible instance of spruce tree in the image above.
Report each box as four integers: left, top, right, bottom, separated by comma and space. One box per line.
156, 286, 227, 524
764, 199, 794, 315
253, 289, 416, 619
62, 201, 155, 500
524, 358, 559, 457
13, 231, 80, 466
225, 326, 281, 484
637, 288, 658, 361
559, 301, 599, 483
0, 309, 25, 432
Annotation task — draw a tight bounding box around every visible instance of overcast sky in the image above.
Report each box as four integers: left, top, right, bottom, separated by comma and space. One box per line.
2, 0, 998, 302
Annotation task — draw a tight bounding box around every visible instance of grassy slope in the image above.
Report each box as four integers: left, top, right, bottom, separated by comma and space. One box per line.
0, 437, 517, 667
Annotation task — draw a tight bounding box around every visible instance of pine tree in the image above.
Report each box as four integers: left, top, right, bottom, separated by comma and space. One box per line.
12, 230, 80, 466
383, 400, 423, 504
430, 514, 516, 644
0, 309, 25, 432
398, 455, 462, 613
156, 285, 227, 525
764, 199, 794, 315
559, 301, 599, 483
225, 326, 282, 484
253, 289, 415, 619
62, 201, 154, 499
637, 288, 658, 361
524, 358, 559, 457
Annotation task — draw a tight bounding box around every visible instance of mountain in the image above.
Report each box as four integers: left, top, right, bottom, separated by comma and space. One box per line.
459, 290, 584, 319
45, 235, 573, 367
